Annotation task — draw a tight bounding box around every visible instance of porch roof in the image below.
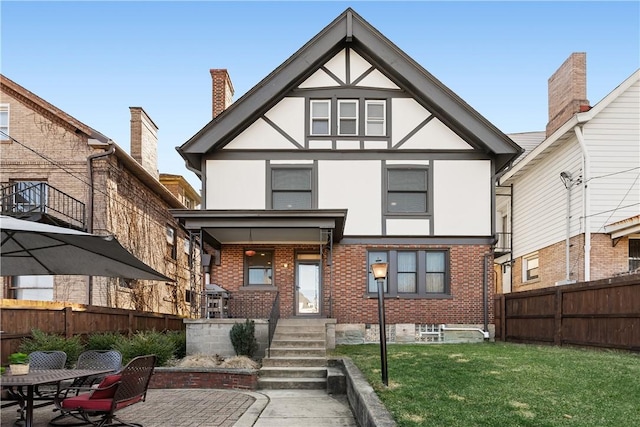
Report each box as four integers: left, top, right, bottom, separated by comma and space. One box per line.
170, 209, 347, 248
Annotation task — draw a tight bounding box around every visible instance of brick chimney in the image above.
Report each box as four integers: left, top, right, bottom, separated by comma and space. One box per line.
211, 69, 234, 118
130, 107, 159, 180
546, 52, 589, 137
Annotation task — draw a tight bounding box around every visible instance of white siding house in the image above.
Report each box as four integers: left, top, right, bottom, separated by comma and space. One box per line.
497, 53, 640, 292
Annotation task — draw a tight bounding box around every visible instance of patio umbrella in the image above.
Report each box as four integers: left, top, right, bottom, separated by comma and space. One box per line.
0, 215, 173, 281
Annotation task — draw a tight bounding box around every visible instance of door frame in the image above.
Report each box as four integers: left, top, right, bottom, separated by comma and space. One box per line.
294, 253, 322, 316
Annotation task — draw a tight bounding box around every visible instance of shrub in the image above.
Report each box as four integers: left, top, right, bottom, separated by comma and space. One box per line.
113, 330, 175, 366
230, 319, 258, 358
18, 329, 84, 367
85, 332, 125, 351
166, 330, 187, 359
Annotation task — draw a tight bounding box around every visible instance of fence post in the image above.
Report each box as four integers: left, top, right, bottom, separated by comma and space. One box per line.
554, 287, 563, 346
500, 294, 506, 341
128, 312, 134, 337
64, 307, 73, 338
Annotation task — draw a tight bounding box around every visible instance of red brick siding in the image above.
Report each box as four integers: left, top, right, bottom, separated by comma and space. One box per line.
149, 369, 257, 390
212, 243, 493, 325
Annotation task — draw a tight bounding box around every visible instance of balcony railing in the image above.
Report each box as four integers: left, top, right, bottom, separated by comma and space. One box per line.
494, 232, 511, 256
0, 182, 86, 230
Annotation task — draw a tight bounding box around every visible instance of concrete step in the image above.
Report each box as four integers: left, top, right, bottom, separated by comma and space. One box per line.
271, 339, 326, 348
274, 325, 326, 335
269, 347, 326, 357
277, 318, 332, 326
260, 366, 327, 379
258, 377, 327, 390
262, 356, 327, 368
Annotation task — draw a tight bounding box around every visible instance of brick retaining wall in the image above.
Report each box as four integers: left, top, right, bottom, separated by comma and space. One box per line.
149, 367, 258, 390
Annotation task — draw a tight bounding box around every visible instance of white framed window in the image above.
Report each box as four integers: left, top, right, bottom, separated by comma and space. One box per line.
0, 104, 9, 141
629, 238, 640, 271
523, 253, 539, 282
365, 100, 386, 136
338, 100, 358, 135
310, 100, 330, 135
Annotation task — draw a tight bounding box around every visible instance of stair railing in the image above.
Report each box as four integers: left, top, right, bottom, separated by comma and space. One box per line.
267, 292, 280, 358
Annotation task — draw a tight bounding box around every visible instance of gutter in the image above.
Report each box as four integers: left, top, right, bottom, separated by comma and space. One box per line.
574, 124, 591, 281
86, 142, 115, 306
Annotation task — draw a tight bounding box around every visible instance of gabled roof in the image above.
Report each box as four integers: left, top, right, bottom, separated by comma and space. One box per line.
500, 69, 640, 184
177, 8, 522, 172
1, 74, 185, 209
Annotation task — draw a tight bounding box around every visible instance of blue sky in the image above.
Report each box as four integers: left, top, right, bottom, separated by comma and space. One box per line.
2, 1, 639, 190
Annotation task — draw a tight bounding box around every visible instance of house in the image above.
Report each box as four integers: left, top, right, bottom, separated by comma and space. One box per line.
0, 74, 204, 316
495, 53, 640, 293
172, 9, 522, 344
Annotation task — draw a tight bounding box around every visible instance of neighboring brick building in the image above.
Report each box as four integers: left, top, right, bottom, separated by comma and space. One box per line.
172, 9, 522, 343
0, 74, 204, 316
495, 54, 640, 293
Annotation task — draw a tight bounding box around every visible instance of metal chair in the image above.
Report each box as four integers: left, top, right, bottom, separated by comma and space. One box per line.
29, 350, 67, 370
3, 351, 68, 425
52, 354, 156, 427
49, 350, 123, 426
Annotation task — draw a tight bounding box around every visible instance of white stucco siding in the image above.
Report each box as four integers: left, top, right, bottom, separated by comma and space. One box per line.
386, 218, 430, 235
356, 69, 399, 89
349, 50, 373, 84
391, 98, 431, 146
584, 80, 640, 232
223, 118, 298, 150
318, 160, 381, 235
323, 49, 347, 83
433, 160, 492, 236
264, 97, 305, 144
298, 69, 339, 88
400, 118, 473, 150
510, 139, 583, 258
205, 160, 266, 209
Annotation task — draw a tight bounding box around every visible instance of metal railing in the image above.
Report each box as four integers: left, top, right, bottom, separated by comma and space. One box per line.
0, 182, 86, 230
494, 232, 511, 255
266, 292, 280, 358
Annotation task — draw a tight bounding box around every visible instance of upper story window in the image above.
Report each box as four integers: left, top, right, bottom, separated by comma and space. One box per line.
338, 100, 358, 135
365, 100, 386, 136
308, 99, 387, 137
245, 250, 273, 286
11, 181, 46, 213
0, 104, 9, 141
386, 168, 428, 214
271, 167, 313, 209
367, 249, 450, 297
310, 100, 330, 135
166, 225, 177, 260
523, 253, 539, 282
630, 239, 640, 272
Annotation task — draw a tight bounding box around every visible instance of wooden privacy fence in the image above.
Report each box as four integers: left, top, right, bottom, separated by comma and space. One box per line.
0, 300, 186, 363
494, 273, 639, 351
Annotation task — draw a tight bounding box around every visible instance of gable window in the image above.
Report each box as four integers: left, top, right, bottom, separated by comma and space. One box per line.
367, 249, 450, 297
338, 100, 358, 135
365, 100, 386, 136
271, 167, 313, 209
310, 100, 330, 135
523, 253, 539, 282
387, 168, 428, 213
245, 250, 273, 286
0, 104, 8, 141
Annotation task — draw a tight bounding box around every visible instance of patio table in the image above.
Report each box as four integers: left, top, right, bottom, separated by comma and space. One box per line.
1, 368, 112, 427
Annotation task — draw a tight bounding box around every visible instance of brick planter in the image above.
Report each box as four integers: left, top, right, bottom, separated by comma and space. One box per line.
149, 367, 258, 390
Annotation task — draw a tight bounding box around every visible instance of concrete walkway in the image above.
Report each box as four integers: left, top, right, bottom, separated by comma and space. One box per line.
1, 388, 357, 427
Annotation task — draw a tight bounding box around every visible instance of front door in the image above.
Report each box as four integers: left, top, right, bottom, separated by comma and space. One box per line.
296, 261, 320, 315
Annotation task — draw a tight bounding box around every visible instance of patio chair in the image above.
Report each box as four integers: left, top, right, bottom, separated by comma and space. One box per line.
49, 350, 123, 426
51, 354, 156, 427
2, 350, 68, 424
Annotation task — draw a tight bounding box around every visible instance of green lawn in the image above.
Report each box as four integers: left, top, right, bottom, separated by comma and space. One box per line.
333, 342, 640, 427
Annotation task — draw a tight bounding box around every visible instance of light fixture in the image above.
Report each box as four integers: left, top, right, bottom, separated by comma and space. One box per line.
370, 257, 389, 386
245, 228, 256, 257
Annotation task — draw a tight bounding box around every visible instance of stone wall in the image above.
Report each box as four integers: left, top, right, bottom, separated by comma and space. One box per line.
185, 319, 270, 358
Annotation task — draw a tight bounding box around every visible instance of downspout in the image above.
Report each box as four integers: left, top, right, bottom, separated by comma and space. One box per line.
574, 125, 591, 281
483, 253, 490, 333
86, 143, 116, 305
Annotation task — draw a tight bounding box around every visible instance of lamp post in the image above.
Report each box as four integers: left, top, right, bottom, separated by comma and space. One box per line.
371, 259, 389, 386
